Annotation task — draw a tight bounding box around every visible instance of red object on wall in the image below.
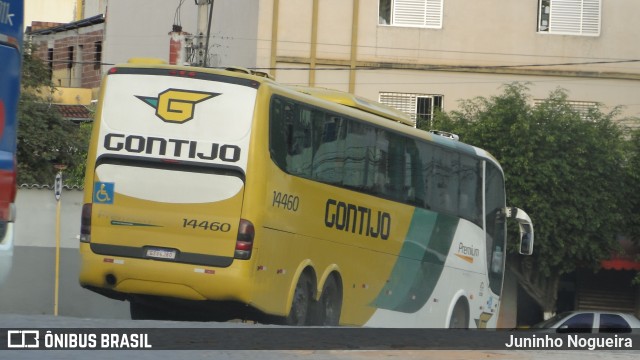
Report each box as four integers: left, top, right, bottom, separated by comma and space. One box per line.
169, 25, 190, 66
601, 238, 640, 271
601, 259, 640, 271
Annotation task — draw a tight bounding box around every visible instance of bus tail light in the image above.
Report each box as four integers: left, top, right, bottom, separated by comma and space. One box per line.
234, 219, 255, 260
0, 156, 17, 222
80, 203, 92, 243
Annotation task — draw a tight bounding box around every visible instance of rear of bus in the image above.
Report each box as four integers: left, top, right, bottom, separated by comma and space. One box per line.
79, 61, 262, 315
0, 0, 23, 284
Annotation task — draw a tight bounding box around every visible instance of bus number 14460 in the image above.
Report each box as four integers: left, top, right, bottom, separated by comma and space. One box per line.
272, 191, 299, 212
182, 219, 231, 232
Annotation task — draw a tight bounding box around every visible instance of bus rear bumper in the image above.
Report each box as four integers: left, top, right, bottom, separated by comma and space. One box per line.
78, 243, 253, 303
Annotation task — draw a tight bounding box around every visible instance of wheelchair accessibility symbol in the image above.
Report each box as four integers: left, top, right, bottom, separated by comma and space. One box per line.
93, 182, 115, 204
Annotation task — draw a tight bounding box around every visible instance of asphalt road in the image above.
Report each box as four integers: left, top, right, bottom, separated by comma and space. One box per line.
0, 314, 639, 360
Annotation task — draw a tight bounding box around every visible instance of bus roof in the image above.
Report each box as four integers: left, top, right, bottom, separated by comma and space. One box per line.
291, 86, 415, 127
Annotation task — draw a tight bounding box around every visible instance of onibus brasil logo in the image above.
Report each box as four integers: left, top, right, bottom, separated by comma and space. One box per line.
135, 89, 220, 123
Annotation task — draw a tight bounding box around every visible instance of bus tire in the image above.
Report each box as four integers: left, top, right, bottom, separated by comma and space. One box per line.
448, 298, 469, 329
284, 272, 314, 326
130, 300, 162, 320
318, 275, 342, 326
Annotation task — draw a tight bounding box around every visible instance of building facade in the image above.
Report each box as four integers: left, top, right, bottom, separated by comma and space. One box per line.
25, 0, 106, 102
28, 16, 104, 91
256, 0, 639, 130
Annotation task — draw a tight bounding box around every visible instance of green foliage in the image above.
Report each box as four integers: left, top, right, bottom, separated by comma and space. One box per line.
624, 129, 640, 243
624, 129, 640, 285
17, 45, 92, 186
64, 121, 93, 186
429, 83, 631, 282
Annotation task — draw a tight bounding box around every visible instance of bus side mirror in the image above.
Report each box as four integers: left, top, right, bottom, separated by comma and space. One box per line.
506, 207, 534, 256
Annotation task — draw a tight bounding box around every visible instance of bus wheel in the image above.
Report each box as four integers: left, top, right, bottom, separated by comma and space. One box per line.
284, 273, 313, 326
318, 276, 342, 326
130, 300, 163, 320
448, 299, 469, 329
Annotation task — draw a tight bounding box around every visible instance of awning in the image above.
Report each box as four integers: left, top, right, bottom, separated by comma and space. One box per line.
601, 258, 640, 271
600, 237, 640, 271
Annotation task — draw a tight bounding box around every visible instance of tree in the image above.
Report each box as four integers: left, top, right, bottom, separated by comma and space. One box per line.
624, 129, 640, 285
428, 83, 630, 317
17, 45, 90, 186
625, 129, 640, 243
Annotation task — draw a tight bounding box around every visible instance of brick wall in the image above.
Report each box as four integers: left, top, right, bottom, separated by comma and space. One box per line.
30, 28, 105, 89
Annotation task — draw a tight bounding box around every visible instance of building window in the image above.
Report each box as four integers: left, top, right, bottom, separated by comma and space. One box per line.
538, 0, 601, 36
94, 41, 102, 70
47, 48, 53, 76
378, 0, 443, 29
379, 92, 443, 129
534, 99, 598, 121
67, 46, 74, 69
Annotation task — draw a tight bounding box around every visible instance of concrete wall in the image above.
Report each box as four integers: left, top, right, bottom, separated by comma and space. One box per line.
0, 187, 129, 318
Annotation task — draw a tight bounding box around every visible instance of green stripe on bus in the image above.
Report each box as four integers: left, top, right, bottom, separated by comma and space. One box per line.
373, 209, 459, 313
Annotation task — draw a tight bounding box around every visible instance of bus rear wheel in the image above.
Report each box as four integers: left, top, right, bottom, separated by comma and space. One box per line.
283, 273, 313, 326
130, 300, 164, 320
317, 276, 342, 326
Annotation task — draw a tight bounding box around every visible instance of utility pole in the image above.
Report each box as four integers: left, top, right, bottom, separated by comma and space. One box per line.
53, 164, 67, 316
194, 0, 213, 67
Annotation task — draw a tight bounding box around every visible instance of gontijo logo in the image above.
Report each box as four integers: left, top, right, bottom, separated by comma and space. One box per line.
135, 89, 220, 123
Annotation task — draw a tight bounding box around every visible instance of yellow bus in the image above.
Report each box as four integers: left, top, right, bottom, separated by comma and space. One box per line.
79, 59, 534, 327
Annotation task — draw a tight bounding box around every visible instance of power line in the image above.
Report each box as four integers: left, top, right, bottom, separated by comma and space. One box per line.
173, 0, 186, 27
245, 59, 640, 72
39, 57, 640, 72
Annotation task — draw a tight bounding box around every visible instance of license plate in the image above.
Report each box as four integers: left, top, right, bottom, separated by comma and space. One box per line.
145, 248, 177, 260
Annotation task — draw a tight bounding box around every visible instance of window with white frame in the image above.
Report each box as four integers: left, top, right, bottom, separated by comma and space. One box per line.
379, 0, 444, 29
379, 92, 443, 129
534, 99, 598, 121
538, 0, 601, 36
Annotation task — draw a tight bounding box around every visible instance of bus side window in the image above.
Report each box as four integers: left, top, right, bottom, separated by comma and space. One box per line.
269, 97, 288, 170
459, 154, 481, 226
343, 120, 376, 190
386, 132, 406, 200
313, 115, 346, 185
485, 163, 507, 294
406, 140, 425, 207
419, 142, 433, 210
283, 103, 297, 155
447, 152, 460, 215
429, 147, 459, 216
383, 134, 424, 206
287, 107, 313, 176
372, 128, 389, 196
